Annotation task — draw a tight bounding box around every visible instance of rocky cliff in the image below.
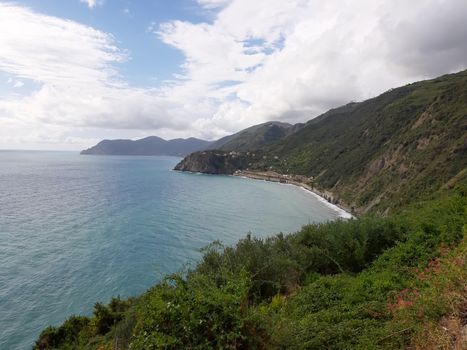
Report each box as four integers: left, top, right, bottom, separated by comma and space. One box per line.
174, 151, 252, 174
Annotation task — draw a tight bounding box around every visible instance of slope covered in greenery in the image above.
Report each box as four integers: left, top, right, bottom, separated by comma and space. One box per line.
208, 121, 298, 152
266, 71, 467, 214
35, 186, 466, 349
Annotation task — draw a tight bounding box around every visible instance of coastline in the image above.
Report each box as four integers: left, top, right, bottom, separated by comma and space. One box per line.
233, 170, 354, 219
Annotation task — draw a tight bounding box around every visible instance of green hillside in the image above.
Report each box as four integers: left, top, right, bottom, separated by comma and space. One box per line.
267, 71, 467, 214
208, 121, 298, 151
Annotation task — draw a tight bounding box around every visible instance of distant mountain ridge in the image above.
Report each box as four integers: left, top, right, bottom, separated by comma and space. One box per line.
81, 136, 211, 156
81, 120, 299, 156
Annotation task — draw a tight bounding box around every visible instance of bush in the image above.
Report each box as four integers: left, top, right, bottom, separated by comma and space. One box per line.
92, 297, 130, 335
34, 316, 90, 350
130, 270, 267, 349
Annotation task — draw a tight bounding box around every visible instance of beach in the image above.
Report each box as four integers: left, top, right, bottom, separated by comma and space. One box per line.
233, 170, 354, 219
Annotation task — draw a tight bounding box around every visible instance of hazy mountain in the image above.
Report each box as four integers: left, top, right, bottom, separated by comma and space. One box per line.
81, 136, 212, 156
80, 121, 302, 157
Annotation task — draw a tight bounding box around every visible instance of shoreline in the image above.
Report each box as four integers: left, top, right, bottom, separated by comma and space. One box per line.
233, 170, 354, 219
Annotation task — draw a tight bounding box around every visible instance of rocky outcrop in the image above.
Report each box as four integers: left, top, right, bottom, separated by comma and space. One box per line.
174, 151, 250, 174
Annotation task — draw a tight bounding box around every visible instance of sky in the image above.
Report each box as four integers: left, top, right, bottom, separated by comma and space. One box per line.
0, 0, 466, 150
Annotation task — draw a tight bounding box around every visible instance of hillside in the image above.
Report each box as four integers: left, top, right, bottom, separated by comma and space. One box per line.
176, 70, 467, 215
81, 136, 212, 156
208, 121, 300, 151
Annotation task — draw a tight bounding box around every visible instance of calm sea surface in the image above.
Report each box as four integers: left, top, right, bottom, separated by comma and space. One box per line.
0, 151, 342, 349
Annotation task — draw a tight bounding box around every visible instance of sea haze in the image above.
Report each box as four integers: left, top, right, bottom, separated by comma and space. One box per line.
0, 151, 342, 349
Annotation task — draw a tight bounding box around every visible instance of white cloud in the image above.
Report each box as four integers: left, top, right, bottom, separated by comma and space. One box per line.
6, 77, 27, 89
156, 0, 467, 129
1, 1, 467, 150
80, 0, 103, 9
0, 4, 125, 85
123, 8, 133, 18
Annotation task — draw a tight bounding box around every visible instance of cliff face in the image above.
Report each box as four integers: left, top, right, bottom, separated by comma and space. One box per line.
174, 151, 250, 174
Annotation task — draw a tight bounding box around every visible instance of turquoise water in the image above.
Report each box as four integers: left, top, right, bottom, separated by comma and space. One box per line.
0, 151, 341, 349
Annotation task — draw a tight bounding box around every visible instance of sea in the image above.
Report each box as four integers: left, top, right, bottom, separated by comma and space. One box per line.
0, 150, 344, 349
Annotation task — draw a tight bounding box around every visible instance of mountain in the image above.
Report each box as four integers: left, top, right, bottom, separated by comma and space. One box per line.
208, 122, 304, 151
80, 136, 212, 156
80, 121, 298, 156
207, 121, 301, 151
174, 150, 253, 174
175, 70, 467, 214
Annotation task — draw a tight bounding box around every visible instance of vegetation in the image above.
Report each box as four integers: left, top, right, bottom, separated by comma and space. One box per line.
35, 186, 467, 349
207, 121, 297, 152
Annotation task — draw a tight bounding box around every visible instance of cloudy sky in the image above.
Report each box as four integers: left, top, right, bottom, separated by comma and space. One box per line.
0, 0, 466, 150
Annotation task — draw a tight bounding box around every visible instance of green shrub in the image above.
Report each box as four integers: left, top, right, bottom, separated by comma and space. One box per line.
34, 316, 90, 350
131, 270, 266, 349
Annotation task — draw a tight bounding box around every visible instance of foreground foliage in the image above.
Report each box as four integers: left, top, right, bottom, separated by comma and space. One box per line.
35, 186, 466, 349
